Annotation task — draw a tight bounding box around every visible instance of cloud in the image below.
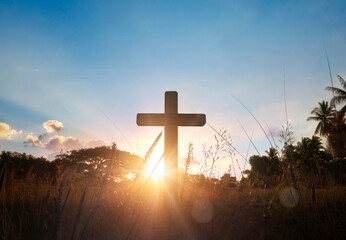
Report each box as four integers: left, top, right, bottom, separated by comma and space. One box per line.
0, 122, 22, 140
23, 119, 106, 152
43, 120, 64, 134
266, 126, 282, 138
24, 120, 64, 146
86, 139, 107, 148
24, 134, 106, 152
24, 133, 43, 147
45, 135, 81, 151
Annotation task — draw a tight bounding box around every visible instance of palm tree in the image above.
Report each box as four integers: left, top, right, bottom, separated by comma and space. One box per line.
265, 148, 281, 184
310, 135, 324, 155
327, 111, 346, 157
307, 101, 335, 137
325, 75, 346, 113
296, 136, 324, 174
265, 147, 278, 160
296, 136, 323, 157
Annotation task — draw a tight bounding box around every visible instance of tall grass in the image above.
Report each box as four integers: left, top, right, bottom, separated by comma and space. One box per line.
0, 161, 345, 239
181, 143, 193, 202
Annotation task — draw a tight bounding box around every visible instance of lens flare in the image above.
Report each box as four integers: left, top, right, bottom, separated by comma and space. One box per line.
279, 187, 298, 208
192, 198, 213, 223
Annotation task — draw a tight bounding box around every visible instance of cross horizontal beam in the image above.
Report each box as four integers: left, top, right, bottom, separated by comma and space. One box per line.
137, 113, 206, 126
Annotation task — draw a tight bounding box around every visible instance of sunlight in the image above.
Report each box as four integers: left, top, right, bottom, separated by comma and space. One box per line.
144, 149, 164, 180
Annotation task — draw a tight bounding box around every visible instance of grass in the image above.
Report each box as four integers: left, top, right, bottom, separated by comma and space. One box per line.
0, 166, 345, 240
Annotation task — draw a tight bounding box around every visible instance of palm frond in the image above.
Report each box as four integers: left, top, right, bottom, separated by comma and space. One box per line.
310, 107, 320, 114
307, 101, 335, 137
325, 86, 336, 92
341, 104, 346, 114
331, 96, 346, 106
337, 75, 346, 89
315, 122, 321, 135
330, 88, 346, 97
307, 116, 320, 121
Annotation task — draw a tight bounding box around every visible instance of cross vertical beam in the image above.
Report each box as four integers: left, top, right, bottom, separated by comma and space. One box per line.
164, 91, 178, 208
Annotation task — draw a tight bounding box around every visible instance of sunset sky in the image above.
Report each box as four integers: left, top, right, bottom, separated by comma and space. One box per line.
1, 0, 345, 178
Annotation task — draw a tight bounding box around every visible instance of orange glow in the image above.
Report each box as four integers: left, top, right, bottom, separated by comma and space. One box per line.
144, 149, 164, 180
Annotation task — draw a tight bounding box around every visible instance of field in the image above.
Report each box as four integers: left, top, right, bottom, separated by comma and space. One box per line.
1, 166, 345, 240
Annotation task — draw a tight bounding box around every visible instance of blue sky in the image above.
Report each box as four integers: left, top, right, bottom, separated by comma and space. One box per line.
0, 0, 345, 177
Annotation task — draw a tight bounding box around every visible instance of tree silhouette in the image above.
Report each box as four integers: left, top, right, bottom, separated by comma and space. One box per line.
246, 148, 282, 188
307, 101, 335, 136
0, 151, 56, 181
54, 144, 143, 180
326, 111, 346, 157
325, 75, 346, 113
295, 136, 324, 178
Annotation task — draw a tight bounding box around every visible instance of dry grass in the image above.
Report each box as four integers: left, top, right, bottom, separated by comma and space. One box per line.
0, 167, 345, 240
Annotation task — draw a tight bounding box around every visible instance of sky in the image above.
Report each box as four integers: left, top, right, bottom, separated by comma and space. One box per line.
0, 0, 345, 178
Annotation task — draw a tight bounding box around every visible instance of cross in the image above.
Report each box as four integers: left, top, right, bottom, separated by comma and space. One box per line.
137, 91, 206, 209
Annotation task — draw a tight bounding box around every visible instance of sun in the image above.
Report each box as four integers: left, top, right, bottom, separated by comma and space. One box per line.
144, 149, 164, 180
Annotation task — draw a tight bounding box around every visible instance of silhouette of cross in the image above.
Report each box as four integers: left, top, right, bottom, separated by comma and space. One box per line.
137, 91, 206, 209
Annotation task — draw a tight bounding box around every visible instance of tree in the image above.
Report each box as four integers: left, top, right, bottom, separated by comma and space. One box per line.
220, 173, 237, 187
307, 101, 335, 137
54, 144, 143, 180
246, 148, 282, 188
265, 148, 282, 182
326, 111, 346, 157
0, 151, 56, 181
325, 75, 346, 113
295, 136, 324, 178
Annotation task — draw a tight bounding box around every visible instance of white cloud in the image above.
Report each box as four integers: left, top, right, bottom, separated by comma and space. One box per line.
24, 120, 64, 146
23, 119, 106, 152
43, 120, 64, 133
0, 122, 22, 140
24, 133, 43, 147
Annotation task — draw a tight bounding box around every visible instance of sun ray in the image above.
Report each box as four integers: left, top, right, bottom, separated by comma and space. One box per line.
144, 148, 164, 180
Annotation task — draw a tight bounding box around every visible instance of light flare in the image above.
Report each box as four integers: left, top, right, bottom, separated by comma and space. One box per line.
144, 150, 164, 180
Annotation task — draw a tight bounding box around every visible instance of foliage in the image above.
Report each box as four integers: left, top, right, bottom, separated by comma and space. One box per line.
308, 78, 346, 157
295, 136, 324, 175
0, 151, 56, 181
325, 75, 346, 113
220, 173, 237, 187
307, 101, 335, 136
246, 148, 281, 188
326, 111, 346, 157
54, 144, 143, 180
242, 135, 345, 189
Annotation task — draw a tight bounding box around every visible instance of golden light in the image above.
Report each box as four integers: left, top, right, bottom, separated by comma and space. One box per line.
144, 149, 164, 180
